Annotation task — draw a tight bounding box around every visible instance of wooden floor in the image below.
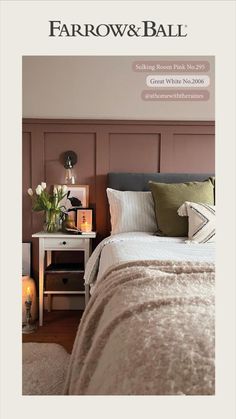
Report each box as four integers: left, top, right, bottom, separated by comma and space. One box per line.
22, 310, 83, 353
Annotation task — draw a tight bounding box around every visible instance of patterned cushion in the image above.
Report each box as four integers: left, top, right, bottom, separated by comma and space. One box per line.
178, 202, 215, 243
149, 179, 214, 237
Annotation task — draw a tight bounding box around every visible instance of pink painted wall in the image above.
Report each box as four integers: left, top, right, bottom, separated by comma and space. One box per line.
23, 119, 215, 277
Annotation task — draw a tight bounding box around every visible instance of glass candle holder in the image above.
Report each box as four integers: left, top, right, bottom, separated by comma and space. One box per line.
81, 222, 92, 233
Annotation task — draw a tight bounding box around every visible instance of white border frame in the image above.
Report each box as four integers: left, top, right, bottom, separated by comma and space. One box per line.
0, 1, 235, 419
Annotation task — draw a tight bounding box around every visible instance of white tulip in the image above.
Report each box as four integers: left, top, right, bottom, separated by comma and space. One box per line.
41, 182, 46, 190
27, 188, 33, 196
57, 185, 62, 192
62, 185, 68, 194
53, 186, 57, 195
35, 185, 43, 195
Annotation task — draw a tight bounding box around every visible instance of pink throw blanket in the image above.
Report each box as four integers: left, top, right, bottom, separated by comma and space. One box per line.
64, 260, 215, 395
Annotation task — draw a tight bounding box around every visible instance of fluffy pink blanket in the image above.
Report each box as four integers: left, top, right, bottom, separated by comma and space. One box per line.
64, 260, 215, 395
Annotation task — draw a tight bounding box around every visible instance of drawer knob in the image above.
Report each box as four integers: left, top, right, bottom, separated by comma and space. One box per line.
62, 241, 67, 245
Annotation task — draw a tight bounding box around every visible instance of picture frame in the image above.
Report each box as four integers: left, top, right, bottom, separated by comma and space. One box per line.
56, 184, 89, 212
76, 208, 93, 232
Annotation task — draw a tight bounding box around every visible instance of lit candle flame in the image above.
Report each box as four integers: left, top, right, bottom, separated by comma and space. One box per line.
26, 286, 31, 302
81, 221, 92, 232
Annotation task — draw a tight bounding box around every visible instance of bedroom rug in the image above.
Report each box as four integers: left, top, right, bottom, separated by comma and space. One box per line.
22, 342, 70, 395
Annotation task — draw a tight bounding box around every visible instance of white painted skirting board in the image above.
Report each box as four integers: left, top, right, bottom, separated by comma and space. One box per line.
44, 295, 85, 310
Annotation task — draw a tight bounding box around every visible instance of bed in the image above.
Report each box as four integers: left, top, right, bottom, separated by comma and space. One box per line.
64, 173, 215, 395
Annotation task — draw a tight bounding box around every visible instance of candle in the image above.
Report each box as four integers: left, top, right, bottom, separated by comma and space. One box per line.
26, 286, 31, 303
81, 221, 92, 233
22, 276, 38, 324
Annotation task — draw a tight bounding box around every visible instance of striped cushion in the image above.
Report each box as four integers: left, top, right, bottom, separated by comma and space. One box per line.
107, 188, 157, 234
178, 202, 215, 243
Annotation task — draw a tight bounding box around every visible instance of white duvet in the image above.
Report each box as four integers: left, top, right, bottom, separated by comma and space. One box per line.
84, 232, 215, 290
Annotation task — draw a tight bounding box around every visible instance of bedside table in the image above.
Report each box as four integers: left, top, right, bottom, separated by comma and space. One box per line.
32, 232, 96, 326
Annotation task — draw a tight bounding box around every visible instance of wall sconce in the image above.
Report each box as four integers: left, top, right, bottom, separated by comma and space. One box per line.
63, 151, 77, 185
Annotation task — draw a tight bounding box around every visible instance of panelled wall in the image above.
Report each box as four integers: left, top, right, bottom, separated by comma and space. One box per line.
23, 119, 215, 280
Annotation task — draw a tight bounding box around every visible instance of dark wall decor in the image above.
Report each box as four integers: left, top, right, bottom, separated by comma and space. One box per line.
23, 118, 215, 279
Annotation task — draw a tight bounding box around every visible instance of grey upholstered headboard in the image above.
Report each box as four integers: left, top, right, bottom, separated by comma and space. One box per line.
108, 172, 214, 191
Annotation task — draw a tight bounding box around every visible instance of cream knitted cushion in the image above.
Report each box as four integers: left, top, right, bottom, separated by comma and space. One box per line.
107, 188, 157, 234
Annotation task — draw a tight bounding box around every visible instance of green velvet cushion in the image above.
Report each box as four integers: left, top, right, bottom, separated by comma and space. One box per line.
149, 179, 214, 237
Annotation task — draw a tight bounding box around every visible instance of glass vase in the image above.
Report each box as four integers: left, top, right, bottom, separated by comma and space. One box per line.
43, 210, 61, 233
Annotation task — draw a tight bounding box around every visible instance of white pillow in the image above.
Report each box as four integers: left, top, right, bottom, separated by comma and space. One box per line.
107, 188, 157, 234
178, 201, 215, 243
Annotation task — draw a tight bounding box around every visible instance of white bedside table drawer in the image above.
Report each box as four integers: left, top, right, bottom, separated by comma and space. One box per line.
44, 238, 86, 250
32, 231, 96, 326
